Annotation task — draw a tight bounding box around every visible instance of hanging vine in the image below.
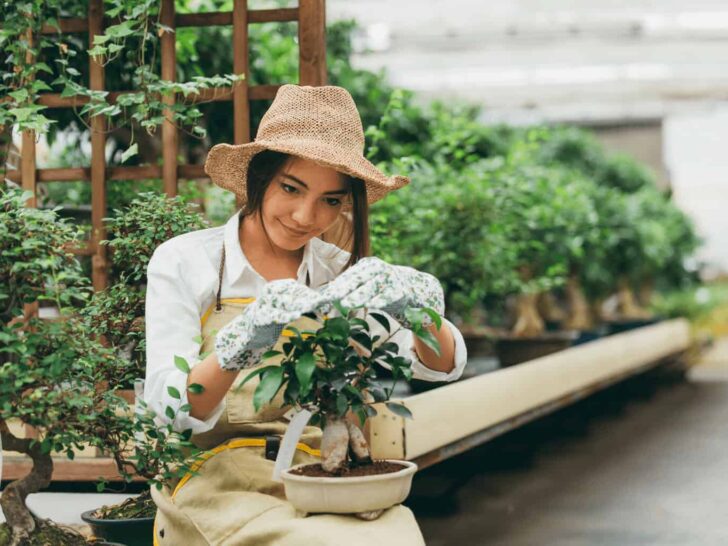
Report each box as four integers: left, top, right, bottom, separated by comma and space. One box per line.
0, 0, 244, 166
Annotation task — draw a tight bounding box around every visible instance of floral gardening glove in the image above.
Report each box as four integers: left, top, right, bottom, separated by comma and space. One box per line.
215, 279, 326, 371
319, 257, 445, 328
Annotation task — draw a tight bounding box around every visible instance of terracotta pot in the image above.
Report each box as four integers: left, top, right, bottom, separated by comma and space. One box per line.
281, 460, 418, 514
495, 330, 578, 367
81, 510, 154, 546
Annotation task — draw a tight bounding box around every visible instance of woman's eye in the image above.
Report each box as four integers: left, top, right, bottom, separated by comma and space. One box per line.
325, 198, 342, 207
281, 183, 298, 194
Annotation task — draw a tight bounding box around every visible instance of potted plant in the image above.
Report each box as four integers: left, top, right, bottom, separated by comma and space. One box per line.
79, 384, 205, 546
237, 300, 442, 517
370, 156, 515, 361
77, 193, 210, 545
487, 151, 602, 366
0, 187, 134, 546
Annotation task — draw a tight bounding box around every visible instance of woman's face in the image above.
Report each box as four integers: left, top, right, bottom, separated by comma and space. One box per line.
260, 156, 351, 251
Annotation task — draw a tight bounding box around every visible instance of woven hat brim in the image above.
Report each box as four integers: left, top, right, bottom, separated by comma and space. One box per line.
204, 141, 409, 205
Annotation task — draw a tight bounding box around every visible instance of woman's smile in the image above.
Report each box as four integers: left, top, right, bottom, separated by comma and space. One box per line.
279, 219, 310, 237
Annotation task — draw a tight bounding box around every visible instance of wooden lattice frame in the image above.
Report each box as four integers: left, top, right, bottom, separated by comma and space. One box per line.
5, 0, 327, 295
1, 0, 327, 483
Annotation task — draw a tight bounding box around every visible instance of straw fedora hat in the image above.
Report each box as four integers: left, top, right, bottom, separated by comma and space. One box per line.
204, 84, 409, 205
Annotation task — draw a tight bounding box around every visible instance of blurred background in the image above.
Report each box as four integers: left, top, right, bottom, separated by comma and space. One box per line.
329, 0, 728, 277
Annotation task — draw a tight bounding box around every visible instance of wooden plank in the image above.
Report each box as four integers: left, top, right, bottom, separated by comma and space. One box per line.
6, 164, 211, 183
21, 27, 39, 321
396, 319, 692, 462
298, 0, 327, 86
2, 456, 143, 482
32, 83, 278, 109
411, 354, 685, 470
35, 8, 300, 35
233, 0, 250, 145
89, 0, 108, 292
161, 0, 178, 198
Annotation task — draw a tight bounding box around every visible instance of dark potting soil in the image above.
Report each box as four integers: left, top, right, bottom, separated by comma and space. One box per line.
91, 489, 156, 519
290, 460, 407, 478
0, 519, 89, 546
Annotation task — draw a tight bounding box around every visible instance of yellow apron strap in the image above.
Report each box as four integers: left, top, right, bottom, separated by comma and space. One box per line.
171, 439, 321, 499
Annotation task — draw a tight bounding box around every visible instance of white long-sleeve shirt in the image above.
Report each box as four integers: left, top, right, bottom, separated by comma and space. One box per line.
144, 209, 468, 434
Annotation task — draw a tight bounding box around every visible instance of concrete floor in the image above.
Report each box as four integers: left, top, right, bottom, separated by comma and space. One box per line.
412, 351, 728, 545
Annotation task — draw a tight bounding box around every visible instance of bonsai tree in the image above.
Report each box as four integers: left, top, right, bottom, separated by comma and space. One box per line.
608, 185, 699, 318
238, 301, 442, 475
370, 156, 516, 328
487, 149, 600, 337
80, 192, 209, 383
0, 186, 134, 545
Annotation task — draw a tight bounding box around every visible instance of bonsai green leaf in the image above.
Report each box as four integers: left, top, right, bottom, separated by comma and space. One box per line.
369, 312, 391, 333
188, 383, 205, 395
413, 328, 441, 356
349, 318, 370, 331
262, 350, 283, 359
351, 332, 372, 352
326, 317, 350, 340
165, 406, 176, 420
422, 307, 442, 329
121, 143, 138, 163
385, 402, 413, 420
166, 386, 181, 400
295, 351, 316, 395
332, 300, 349, 317
253, 367, 284, 412
233, 365, 279, 393
174, 355, 190, 374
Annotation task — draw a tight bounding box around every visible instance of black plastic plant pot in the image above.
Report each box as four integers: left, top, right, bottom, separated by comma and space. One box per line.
462, 332, 496, 359
606, 317, 661, 335
81, 510, 154, 546
572, 325, 609, 346
544, 319, 563, 332
495, 330, 578, 368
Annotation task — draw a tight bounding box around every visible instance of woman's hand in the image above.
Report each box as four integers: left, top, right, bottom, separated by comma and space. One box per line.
319, 257, 445, 328
215, 279, 325, 371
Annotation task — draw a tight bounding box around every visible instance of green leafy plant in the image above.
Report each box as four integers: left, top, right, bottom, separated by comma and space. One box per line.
238, 302, 442, 474
79, 192, 208, 383
0, 186, 135, 545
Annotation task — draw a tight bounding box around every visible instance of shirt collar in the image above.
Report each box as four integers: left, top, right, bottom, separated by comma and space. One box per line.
223, 210, 315, 285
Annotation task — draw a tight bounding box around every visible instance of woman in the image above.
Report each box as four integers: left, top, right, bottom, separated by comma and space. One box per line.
145, 84, 468, 545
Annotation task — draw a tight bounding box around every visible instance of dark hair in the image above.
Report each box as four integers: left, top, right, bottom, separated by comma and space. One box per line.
240, 149, 369, 272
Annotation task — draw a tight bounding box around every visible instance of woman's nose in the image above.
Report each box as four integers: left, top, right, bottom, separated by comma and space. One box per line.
291, 200, 317, 227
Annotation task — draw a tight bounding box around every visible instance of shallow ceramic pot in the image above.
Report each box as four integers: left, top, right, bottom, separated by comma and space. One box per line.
281, 460, 418, 514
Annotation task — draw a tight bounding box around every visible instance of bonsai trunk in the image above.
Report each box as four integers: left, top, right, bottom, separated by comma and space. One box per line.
320, 417, 372, 474
512, 292, 545, 337
616, 276, 652, 319
0, 420, 53, 546
638, 278, 655, 307
564, 274, 594, 330
537, 291, 566, 324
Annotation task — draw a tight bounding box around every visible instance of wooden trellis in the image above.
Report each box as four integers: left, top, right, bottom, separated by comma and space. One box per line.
5, 0, 327, 296
2, 0, 327, 483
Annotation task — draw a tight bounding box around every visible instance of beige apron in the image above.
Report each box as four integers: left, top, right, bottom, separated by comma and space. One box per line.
151, 244, 425, 546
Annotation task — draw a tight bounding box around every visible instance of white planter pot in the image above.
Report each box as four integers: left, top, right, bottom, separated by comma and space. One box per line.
281, 459, 418, 514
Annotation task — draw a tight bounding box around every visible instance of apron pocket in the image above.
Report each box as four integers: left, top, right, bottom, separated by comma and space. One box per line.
171, 444, 290, 545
